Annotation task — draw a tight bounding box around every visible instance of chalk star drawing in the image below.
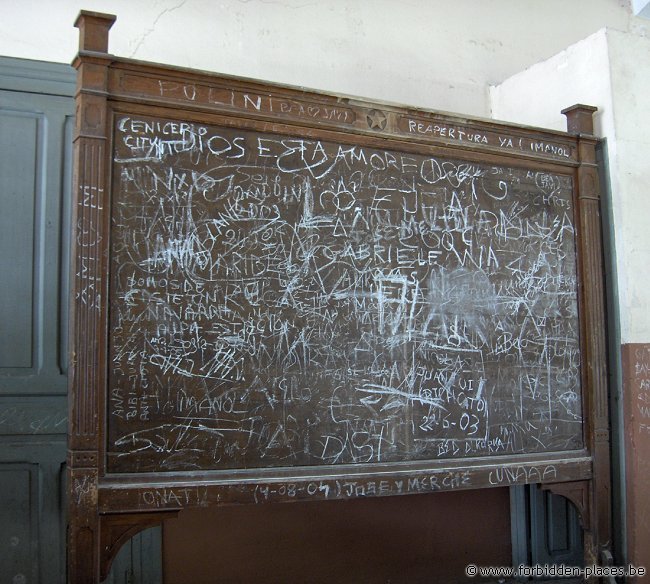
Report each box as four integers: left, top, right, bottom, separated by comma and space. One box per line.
367, 109, 387, 130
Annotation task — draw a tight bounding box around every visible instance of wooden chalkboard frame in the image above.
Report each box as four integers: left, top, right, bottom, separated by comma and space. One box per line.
67, 11, 612, 582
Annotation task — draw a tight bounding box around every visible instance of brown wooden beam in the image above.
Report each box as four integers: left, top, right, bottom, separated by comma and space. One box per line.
563, 104, 612, 565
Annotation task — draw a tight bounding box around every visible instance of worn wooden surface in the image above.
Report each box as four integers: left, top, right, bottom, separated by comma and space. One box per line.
622, 343, 650, 570
164, 488, 511, 584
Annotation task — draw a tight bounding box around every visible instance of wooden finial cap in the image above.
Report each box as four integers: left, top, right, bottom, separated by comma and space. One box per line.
561, 104, 598, 135
74, 10, 116, 53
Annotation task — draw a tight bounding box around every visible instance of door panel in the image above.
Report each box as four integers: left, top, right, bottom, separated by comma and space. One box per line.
0, 87, 70, 393
0, 442, 66, 584
0, 109, 40, 369
530, 486, 583, 567
0, 463, 39, 583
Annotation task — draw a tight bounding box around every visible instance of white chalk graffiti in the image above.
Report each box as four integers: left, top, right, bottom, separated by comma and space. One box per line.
107, 116, 583, 472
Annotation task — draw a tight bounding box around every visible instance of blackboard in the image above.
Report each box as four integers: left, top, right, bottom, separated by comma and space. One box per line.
68, 12, 611, 582
107, 114, 582, 473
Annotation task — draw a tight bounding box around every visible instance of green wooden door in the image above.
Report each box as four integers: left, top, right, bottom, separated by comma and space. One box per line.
0, 56, 160, 584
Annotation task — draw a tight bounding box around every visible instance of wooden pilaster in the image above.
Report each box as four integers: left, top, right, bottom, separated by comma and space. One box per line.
68, 11, 115, 584
562, 104, 612, 565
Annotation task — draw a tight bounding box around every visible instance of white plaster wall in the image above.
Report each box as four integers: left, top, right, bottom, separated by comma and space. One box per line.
606, 29, 650, 343
0, 0, 639, 117
489, 30, 615, 135
490, 27, 650, 343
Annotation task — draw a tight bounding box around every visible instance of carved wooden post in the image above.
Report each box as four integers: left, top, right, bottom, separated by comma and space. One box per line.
68, 11, 115, 584
562, 104, 612, 565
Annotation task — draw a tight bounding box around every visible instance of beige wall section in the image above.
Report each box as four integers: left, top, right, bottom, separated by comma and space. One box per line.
490, 27, 650, 344
0, 0, 642, 117
606, 29, 650, 343
489, 30, 615, 134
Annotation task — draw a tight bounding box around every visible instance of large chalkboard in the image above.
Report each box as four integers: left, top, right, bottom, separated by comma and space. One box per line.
107, 114, 582, 473
68, 12, 612, 583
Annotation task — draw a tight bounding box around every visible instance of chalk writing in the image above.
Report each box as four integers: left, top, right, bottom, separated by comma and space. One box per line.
140, 486, 208, 508
635, 347, 650, 423
107, 115, 582, 473
0, 406, 67, 435
73, 475, 94, 505
400, 116, 574, 160
115, 73, 575, 162
119, 75, 358, 124
253, 471, 472, 504
488, 464, 557, 485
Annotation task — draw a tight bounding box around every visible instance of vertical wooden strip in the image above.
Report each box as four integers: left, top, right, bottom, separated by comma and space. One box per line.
68, 10, 116, 584
563, 105, 612, 563
623, 343, 650, 569
77, 142, 85, 436
92, 141, 103, 434
71, 114, 108, 439
73, 140, 85, 438
582, 177, 612, 557
581, 194, 608, 421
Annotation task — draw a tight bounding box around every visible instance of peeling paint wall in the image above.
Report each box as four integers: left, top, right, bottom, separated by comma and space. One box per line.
0, 0, 642, 117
